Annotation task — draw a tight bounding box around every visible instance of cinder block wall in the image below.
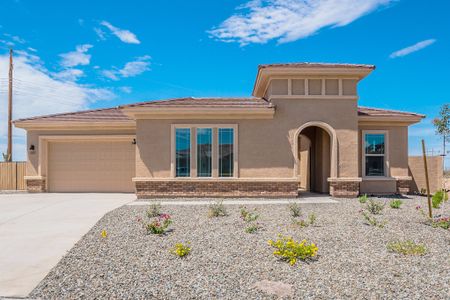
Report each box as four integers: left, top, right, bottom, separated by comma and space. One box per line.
408, 156, 443, 194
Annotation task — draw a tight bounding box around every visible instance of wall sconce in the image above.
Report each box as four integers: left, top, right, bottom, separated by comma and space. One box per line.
132, 139, 136, 145
29, 144, 36, 154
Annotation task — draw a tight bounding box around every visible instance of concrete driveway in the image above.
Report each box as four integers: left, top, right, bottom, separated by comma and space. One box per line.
0, 193, 134, 298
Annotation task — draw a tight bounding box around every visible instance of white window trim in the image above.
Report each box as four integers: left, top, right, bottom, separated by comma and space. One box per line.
171, 124, 238, 179
362, 130, 390, 179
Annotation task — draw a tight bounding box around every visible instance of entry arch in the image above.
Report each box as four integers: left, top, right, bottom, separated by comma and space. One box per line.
294, 121, 338, 181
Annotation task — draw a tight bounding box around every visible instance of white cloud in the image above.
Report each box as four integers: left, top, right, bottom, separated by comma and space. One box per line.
0, 51, 115, 161
101, 55, 151, 81
59, 44, 93, 67
100, 21, 140, 44
208, 0, 392, 45
52, 68, 85, 82
119, 86, 132, 94
94, 27, 107, 41
389, 39, 436, 59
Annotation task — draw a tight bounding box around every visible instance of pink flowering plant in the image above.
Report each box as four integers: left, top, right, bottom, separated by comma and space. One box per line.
145, 214, 173, 235
416, 205, 450, 230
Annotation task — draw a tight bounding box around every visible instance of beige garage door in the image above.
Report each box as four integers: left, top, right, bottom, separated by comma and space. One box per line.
48, 141, 135, 192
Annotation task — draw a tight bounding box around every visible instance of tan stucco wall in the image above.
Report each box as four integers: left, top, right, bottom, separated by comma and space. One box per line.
26, 129, 136, 177
408, 156, 443, 194
136, 97, 359, 180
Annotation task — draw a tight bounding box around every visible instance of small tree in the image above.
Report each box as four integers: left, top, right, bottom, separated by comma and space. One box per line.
433, 104, 449, 171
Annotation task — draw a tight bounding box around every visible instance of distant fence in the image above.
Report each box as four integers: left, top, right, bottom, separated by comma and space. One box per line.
0, 162, 26, 190
409, 156, 443, 194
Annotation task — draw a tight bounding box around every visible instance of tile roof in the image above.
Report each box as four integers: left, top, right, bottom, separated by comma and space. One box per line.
120, 97, 272, 108
258, 62, 376, 70
14, 107, 131, 123
358, 106, 425, 118
14, 98, 423, 123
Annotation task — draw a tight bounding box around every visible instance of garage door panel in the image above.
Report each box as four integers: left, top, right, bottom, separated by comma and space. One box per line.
48, 141, 135, 192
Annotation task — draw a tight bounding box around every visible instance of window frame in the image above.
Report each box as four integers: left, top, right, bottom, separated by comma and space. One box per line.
362, 130, 389, 179
171, 124, 238, 179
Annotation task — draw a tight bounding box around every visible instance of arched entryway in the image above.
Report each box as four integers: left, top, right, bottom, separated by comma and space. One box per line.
294, 122, 338, 194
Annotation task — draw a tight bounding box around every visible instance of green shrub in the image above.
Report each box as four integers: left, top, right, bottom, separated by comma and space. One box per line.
208, 201, 228, 217
170, 242, 191, 257
268, 235, 318, 265
432, 190, 448, 209
387, 240, 426, 255
360, 210, 387, 228
147, 202, 162, 218
366, 199, 385, 215
431, 216, 450, 229
288, 202, 302, 218
358, 194, 369, 204
245, 223, 261, 234
240, 206, 259, 222
389, 199, 403, 209
293, 212, 317, 227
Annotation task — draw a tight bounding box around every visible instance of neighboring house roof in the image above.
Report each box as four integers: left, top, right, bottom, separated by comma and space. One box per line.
13, 97, 424, 126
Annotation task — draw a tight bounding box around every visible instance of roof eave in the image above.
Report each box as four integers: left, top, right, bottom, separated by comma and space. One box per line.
14, 121, 136, 130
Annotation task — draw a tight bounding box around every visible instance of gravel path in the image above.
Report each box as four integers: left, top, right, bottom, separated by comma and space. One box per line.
30, 196, 450, 299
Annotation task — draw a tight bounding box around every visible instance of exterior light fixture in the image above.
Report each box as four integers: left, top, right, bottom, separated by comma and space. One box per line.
29, 144, 35, 153
132, 139, 137, 145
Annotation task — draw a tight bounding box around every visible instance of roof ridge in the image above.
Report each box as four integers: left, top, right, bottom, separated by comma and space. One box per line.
119, 96, 265, 108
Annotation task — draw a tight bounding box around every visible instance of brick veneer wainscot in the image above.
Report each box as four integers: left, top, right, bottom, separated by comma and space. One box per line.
26, 179, 46, 192
135, 180, 299, 198
329, 181, 360, 198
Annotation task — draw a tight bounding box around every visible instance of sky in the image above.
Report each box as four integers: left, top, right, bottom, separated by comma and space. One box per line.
0, 0, 448, 167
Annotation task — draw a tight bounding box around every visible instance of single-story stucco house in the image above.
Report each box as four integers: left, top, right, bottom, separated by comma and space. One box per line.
14, 63, 424, 198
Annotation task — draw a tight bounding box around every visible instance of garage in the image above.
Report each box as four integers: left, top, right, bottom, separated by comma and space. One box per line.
47, 140, 135, 192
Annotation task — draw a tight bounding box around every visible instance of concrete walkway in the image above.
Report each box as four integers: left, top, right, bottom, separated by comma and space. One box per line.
0, 193, 134, 298
128, 195, 338, 206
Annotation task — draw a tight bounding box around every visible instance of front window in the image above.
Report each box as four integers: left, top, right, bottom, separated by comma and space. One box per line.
364, 133, 386, 176
175, 128, 191, 177
219, 128, 234, 177
197, 128, 212, 177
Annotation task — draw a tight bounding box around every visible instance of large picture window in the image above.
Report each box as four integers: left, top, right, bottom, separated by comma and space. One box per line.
175, 128, 191, 177
197, 128, 212, 177
364, 132, 386, 177
218, 128, 234, 177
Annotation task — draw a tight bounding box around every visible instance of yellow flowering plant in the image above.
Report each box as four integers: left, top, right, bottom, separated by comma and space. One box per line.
268, 235, 318, 266
170, 242, 191, 257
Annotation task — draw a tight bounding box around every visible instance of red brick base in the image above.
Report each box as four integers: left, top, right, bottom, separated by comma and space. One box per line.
135, 180, 299, 198
26, 178, 46, 192
396, 179, 410, 194
329, 180, 360, 198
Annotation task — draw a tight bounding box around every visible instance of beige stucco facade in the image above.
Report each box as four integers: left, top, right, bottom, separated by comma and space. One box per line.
14, 63, 424, 197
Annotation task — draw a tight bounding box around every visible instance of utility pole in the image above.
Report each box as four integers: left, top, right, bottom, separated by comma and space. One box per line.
6, 48, 13, 162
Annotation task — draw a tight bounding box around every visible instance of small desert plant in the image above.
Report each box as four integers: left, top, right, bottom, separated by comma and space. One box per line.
358, 194, 369, 204
360, 210, 387, 228
366, 199, 385, 215
146, 214, 172, 234
288, 202, 302, 218
240, 206, 259, 222
268, 235, 318, 266
208, 201, 228, 217
147, 202, 162, 218
170, 242, 191, 257
387, 240, 426, 256
416, 206, 450, 230
245, 223, 262, 234
101, 230, 108, 238
293, 212, 317, 227
389, 199, 403, 209
432, 189, 448, 209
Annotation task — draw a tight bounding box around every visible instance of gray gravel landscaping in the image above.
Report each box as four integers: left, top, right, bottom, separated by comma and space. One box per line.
30, 196, 449, 299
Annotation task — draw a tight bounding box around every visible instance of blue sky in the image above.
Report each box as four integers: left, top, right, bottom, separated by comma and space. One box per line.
0, 0, 448, 166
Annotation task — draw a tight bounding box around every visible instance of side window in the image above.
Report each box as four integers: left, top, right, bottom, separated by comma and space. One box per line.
197, 128, 212, 177
218, 128, 234, 177
364, 133, 386, 176
175, 128, 191, 177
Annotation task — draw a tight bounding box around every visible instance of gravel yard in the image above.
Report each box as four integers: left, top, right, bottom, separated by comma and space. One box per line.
31, 196, 449, 299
